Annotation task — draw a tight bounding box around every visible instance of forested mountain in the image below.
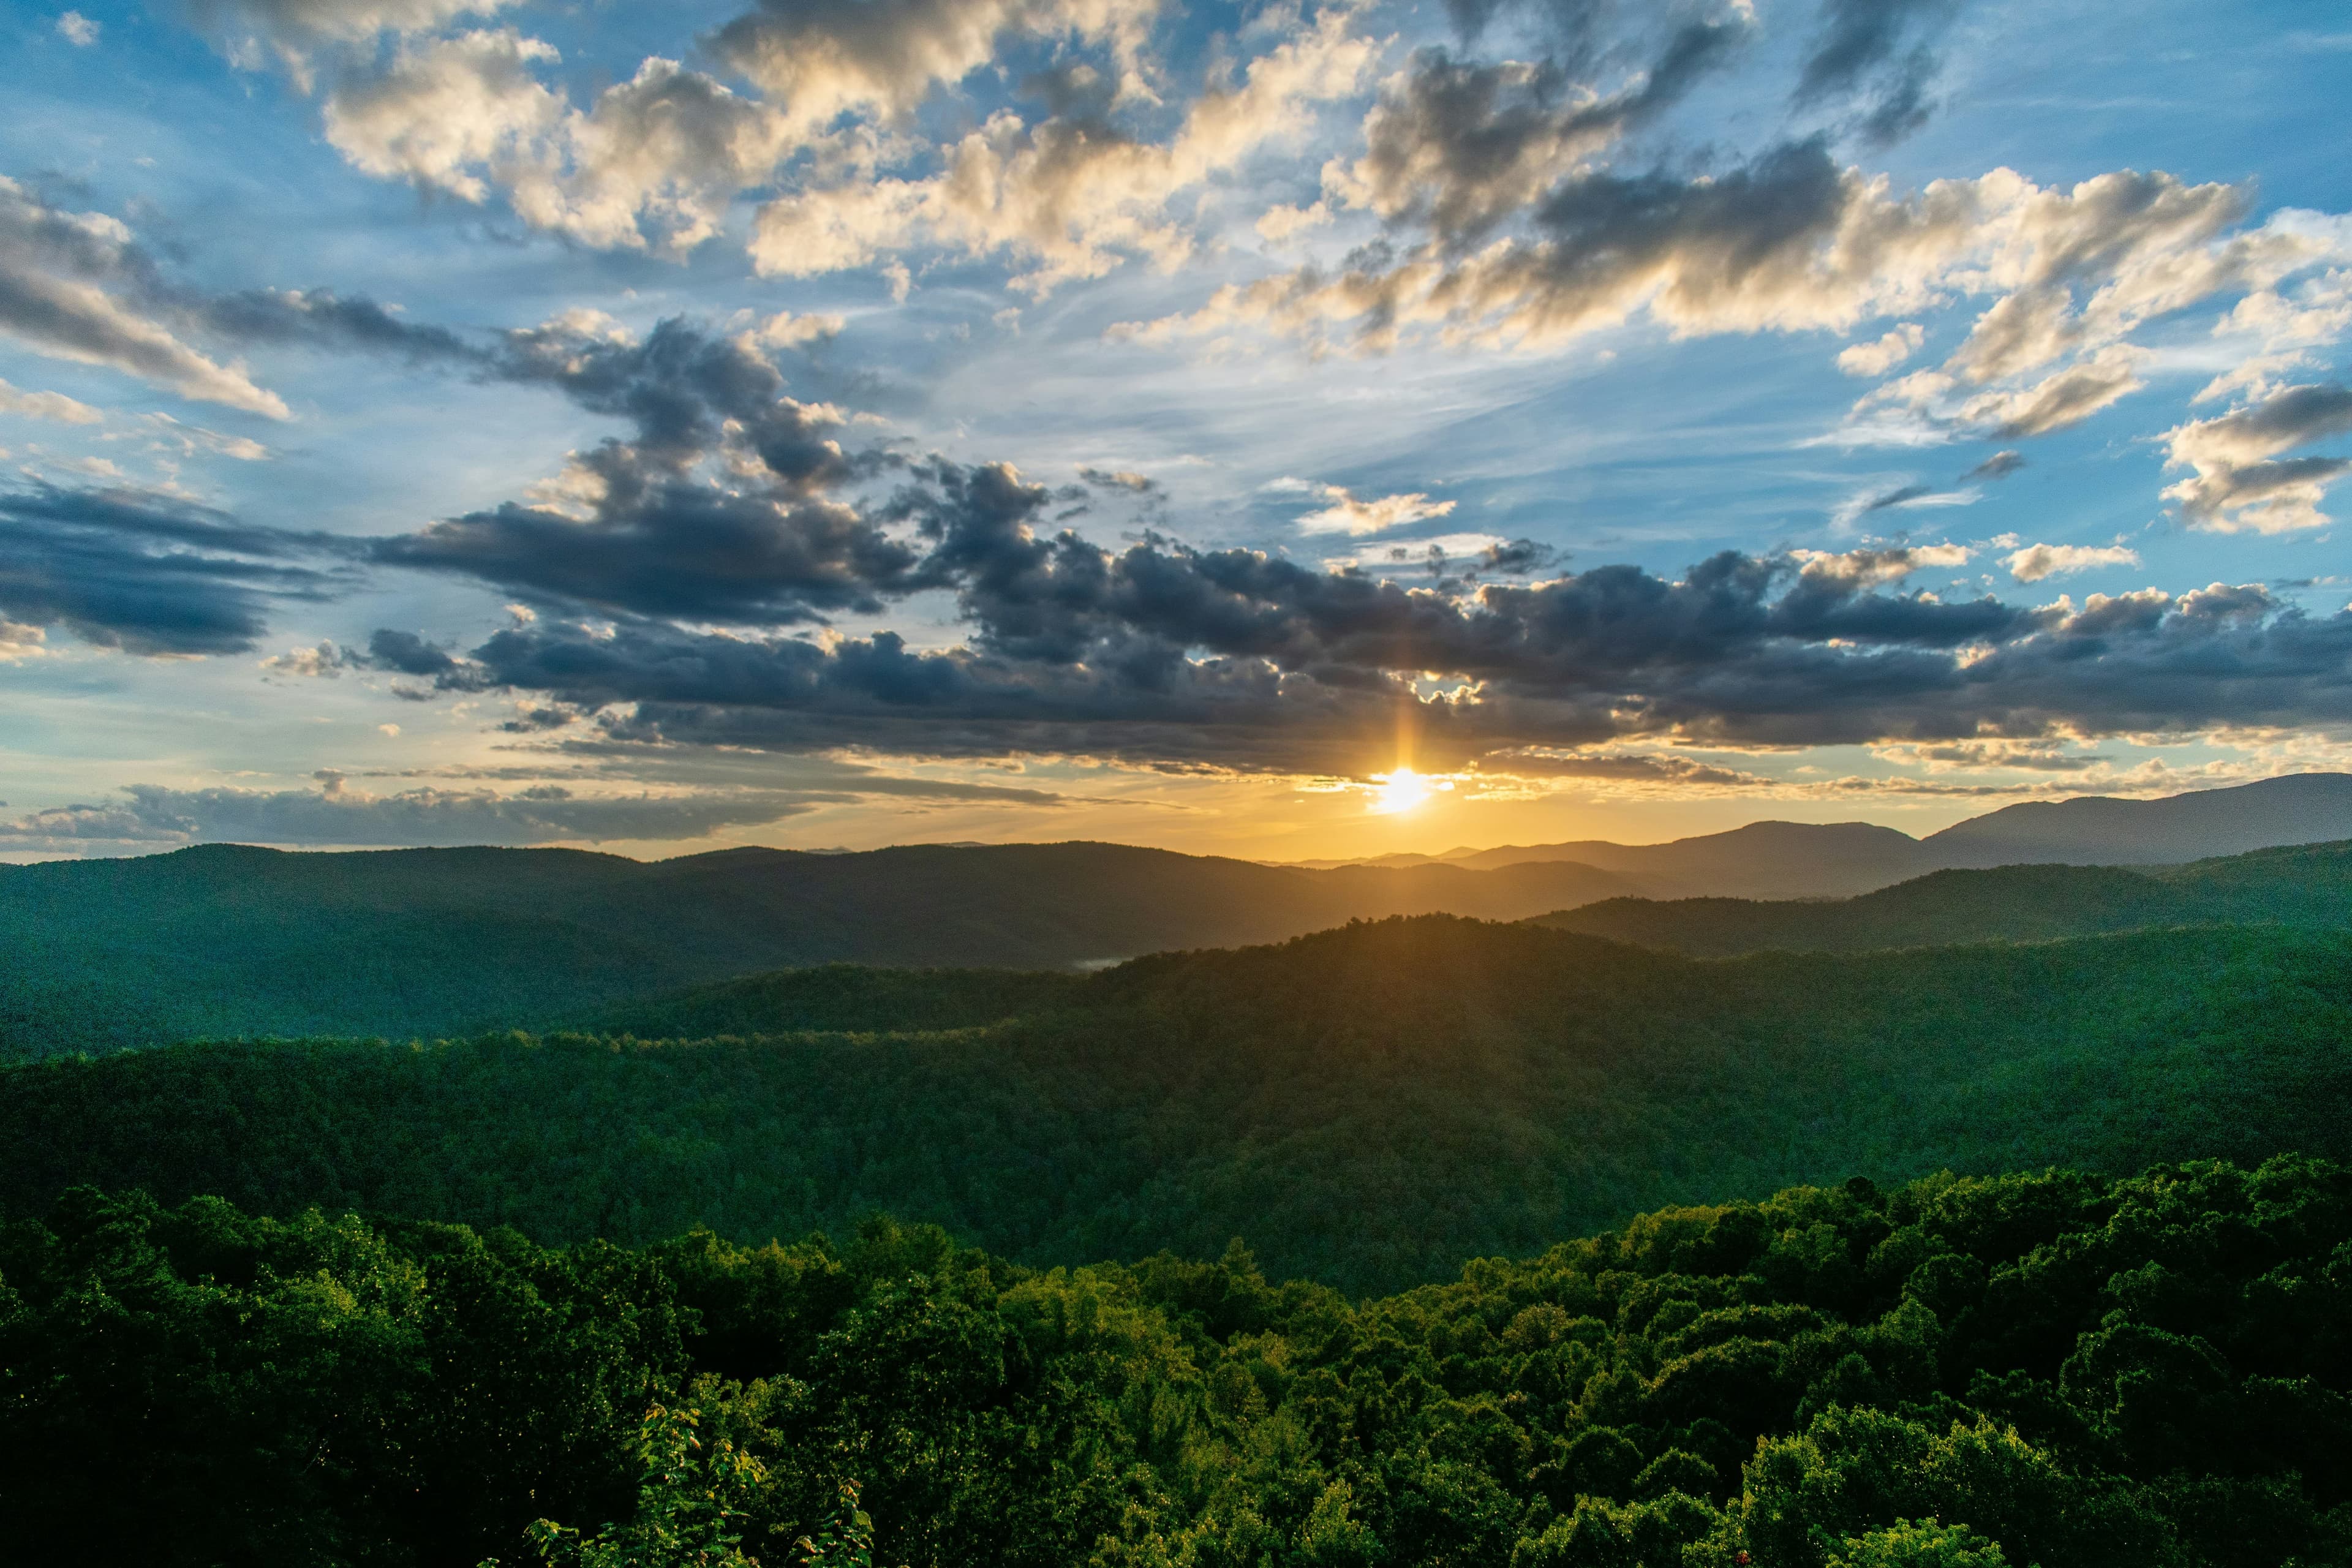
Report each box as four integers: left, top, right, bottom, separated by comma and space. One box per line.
7, 775, 2346, 1059
1922, 772, 2352, 866
0, 842, 1648, 1057
1529, 840, 2352, 956
1298, 775, 2352, 888
8, 1160, 2349, 1567
9, 917, 2348, 1294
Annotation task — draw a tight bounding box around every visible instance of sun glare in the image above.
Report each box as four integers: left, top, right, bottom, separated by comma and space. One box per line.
1370, 766, 1446, 814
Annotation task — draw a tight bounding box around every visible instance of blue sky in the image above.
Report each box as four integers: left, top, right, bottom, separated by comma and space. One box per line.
1, 0, 2348, 861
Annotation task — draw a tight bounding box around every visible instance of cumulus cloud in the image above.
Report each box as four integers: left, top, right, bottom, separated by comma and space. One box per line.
1133, 137, 2347, 494
2162, 381, 2352, 533
0, 176, 290, 417
263, 0, 1216, 269
747, 2, 1376, 293
186, 0, 518, 85
55, 10, 99, 46
0, 377, 100, 423
1321, 12, 1749, 254
2005, 542, 2139, 582
1837, 322, 1923, 375
374, 315, 922, 621
0, 620, 47, 660
0, 482, 352, 654
325, 36, 799, 252
706, 0, 1165, 135
1294, 484, 1458, 535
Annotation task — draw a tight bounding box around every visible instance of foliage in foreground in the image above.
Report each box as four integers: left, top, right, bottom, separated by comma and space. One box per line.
5, 1158, 2351, 1567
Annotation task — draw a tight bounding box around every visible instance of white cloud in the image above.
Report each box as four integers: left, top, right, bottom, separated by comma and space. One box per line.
0, 177, 290, 418
1837, 322, 1924, 375
0, 377, 100, 424
2162, 381, 2352, 533
747, 2, 1375, 294
1793, 543, 1971, 587
2005, 543, 2139, 582
55, 11, 99, 46
1295, 483, 1458, 535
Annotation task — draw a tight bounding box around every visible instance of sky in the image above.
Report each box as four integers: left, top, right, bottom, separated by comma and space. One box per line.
1, 0, 2348, 864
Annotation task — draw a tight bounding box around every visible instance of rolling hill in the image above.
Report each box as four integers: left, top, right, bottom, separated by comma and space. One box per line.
1294, 774, 2352, 891
7, 914, 2349, 1294
1529, 839, 2352, 956
0, 840, 1651, 1056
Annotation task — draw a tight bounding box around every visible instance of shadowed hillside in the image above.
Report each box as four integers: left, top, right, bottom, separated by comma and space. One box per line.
1529, 840, 2352, 955
0, 841, 1648, 1057
8, 915, 2349, 1294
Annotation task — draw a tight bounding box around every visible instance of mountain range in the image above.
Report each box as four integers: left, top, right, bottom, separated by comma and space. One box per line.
3, 772, 2347, 1056
1291, 773, 2352, 892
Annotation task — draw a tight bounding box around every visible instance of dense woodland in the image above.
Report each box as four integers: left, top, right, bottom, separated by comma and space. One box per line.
7, 918, 2349, 1293
1536, 843, 2352, 957
5, 1159, 2349, 1567
0, 842, 1651, 1056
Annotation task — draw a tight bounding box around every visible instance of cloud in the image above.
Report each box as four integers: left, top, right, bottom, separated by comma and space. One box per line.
1962, 449, 2025, 481
367, 514, 2352, 775
2161, 381, 2352, 533
0, 377, 100, 423
1294, 484, 1458, 535
2166, 383, 2352, 532
1792, 0, 1960, 146
2005, 543, 2139, 582
276, 0, 1211, 270
55, 10, 99, 46
185, 0, 519, 85
1480, 748, 1773, 789
1828, 484, 1975, 527
373, 315, 924, 622
705, 0, 1165, 138
259, 639, 358, 677
747, 2, 1376, 294
1129, 144, 2345, 491
1837, 322, 1923, 375
0, 780, 821, 850
0, 482, 352, 655
1322, 15, 1749, 253
326, 37, 803, 253
0, 620, 47, 660
0, 176, 290, 417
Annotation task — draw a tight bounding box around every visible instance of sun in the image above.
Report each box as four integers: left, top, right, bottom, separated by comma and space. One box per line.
1370, 766, 1446, 814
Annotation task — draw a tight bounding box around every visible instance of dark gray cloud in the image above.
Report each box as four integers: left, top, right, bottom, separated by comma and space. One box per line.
360, 511, 2352, 774
1792, 0, 1961, 146
196, 287, 488, 365
0, 483, 352, 654
1345, 15, 1749, 252
374, 317, 921, 622
1964, 450, 2025, 481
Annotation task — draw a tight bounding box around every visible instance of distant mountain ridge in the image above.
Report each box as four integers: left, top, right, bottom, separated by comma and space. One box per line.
1530, 839, 2352, 956
0, 840, 1654, 1056
1291, 774, 2352, 894
4, 773, 2346, 1057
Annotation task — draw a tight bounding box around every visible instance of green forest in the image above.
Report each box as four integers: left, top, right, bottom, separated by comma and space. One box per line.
6, 917, 2350, 1293
1532, 842, 2352, 957
7, 1159, 2350, 1567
